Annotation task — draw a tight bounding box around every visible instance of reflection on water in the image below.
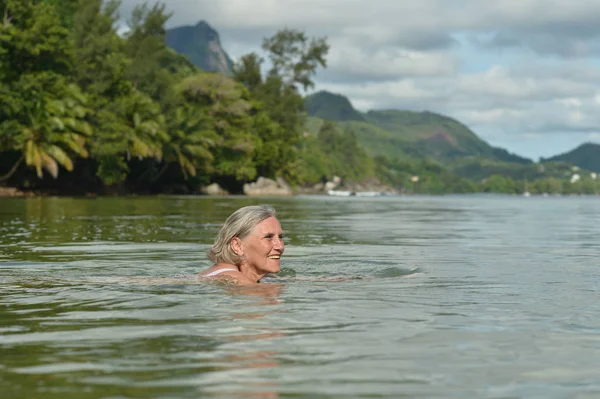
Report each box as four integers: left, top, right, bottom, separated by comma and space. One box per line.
1, 195, 600, 398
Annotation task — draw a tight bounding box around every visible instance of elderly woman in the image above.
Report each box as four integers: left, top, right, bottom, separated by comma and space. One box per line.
199, 204, 284, 285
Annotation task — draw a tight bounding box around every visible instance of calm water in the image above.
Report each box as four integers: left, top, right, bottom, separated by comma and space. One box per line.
0, 195, 599, 398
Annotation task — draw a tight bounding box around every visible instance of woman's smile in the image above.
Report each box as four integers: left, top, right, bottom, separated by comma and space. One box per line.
240, 216, 284, 275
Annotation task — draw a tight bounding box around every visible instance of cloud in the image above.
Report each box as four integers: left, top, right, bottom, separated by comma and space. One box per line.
321, 42, 460, 82
119, 0, 600, 56
316, 62, 600, 137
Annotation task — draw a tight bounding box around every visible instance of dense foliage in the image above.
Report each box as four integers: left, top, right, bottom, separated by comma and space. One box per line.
0, 0, 328, 193
0, 1, 596, 196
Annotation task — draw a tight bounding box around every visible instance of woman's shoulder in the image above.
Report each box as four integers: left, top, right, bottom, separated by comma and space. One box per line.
199, 264, 239, 277
198, 264, 258, 285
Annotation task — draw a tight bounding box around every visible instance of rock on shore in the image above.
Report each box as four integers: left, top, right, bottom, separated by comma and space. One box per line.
201, 183, 229, 196
0, 187, 27, 197
243, 177, 293, 196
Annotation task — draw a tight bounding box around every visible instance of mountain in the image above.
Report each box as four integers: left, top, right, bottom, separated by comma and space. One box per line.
165, 21, 233, 74
305, 91, 532, 166
305, 91, 365, 122
544, 142, 600, 172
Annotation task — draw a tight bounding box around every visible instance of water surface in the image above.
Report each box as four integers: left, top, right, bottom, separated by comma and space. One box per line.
1, 195, 599, 398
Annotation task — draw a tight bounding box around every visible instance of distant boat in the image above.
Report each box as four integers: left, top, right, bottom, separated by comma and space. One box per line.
523, 179, 531, 197
327, 190, 353, 197
355, 191, 381, 197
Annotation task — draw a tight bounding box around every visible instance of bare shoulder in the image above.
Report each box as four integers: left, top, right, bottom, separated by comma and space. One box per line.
224, 272, 257, 285
207, 272, 257, 286
198, 264, 256, 285
198, 263, 237, 276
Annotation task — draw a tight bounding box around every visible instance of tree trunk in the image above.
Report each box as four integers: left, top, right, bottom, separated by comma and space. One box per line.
0, 154, 24, 183
151, 162, 171, 184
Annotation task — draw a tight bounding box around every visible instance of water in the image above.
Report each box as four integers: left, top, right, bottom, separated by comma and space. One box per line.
0, 195, 599, 398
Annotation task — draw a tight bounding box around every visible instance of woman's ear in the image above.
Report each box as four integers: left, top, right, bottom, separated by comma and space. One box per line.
230, 237, 244, 257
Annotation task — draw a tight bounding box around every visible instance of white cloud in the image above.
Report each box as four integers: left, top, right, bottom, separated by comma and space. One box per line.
322, 41, 460, 82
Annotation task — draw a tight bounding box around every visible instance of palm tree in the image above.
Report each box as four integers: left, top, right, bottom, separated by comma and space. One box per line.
175, 73, 257, 180
95, 90, 167, 161
1, 84, 91, 181
160, 106, 218, 180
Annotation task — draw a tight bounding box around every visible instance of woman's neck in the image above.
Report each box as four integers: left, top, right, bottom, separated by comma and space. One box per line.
238, 263, 265, 284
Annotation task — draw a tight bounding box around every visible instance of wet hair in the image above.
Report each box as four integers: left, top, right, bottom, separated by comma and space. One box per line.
207, 204, 277, 265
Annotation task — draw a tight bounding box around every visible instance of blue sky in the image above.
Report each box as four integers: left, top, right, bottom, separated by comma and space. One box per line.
119, 0, 600, 161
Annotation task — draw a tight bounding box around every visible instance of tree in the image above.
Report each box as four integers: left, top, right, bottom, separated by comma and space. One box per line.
160, 97, 218, 181
0, 0, 74, 82
232, 29, 329, 182
232, 53, 263, 92
42, 0, 79, 29
92, 89, 167, 186
482, 174, 517, 193
175, 73, 257, 181
314, 122, 373, 181
123, 1, 173, 100
0, 0, 91, 181
262, 28, 329, 91
72, 0, 131, 102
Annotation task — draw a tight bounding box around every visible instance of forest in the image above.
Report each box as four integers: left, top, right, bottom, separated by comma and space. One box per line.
1, 0, 597, 195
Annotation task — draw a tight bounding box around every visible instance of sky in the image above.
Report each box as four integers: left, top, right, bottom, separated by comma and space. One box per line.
119, 0, 600, 160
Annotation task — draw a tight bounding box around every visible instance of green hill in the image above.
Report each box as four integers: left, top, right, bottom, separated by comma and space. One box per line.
363, 109, 532, 164
305, 91, 365, 122
544, 142, 600, 172
304, 91, 531, 166
306, 117, 412, 160
165, 21, 233, 74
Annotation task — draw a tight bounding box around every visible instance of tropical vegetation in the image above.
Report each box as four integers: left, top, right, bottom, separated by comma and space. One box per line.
0, 0, 597, 196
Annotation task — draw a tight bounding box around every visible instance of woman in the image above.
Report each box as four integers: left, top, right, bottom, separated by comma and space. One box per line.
199, 204, 284, 285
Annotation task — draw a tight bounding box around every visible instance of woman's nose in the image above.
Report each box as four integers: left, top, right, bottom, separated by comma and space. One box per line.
274, 237, 284, 250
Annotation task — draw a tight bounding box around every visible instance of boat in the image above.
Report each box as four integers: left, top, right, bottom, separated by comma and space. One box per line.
523, 179, 531, 197
327, 190, 353, 197
355, 191, 381, 197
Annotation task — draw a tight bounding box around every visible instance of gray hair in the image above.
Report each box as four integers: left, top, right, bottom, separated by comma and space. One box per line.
207, 204, 277, 265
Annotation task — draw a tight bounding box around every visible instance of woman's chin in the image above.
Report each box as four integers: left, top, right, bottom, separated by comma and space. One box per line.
270, 266, 281, 274
266, 261, 281, 274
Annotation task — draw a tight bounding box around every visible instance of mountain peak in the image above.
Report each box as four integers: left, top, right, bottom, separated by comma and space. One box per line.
193, 20, 218, 36
545, 142, 600, 172
165, 21, 233, 74
305, 91, 365, 122
195, 20, 212, 28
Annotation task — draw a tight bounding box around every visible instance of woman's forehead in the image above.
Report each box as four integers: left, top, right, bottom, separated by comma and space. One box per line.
253, 217, 282, 232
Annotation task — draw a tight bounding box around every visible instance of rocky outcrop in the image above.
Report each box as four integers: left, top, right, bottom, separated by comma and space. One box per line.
165, 21, 234, 74
243, 177, 293, 196
0, 186, 27, 197
201, 183, 229, 196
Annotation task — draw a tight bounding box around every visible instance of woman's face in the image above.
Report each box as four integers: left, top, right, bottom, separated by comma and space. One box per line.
240, 216, 284, 274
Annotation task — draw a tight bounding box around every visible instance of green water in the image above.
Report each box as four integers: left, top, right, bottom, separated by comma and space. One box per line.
1, 195, 599, 398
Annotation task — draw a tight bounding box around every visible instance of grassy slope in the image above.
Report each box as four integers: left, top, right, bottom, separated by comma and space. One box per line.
363, 110, 502, 160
